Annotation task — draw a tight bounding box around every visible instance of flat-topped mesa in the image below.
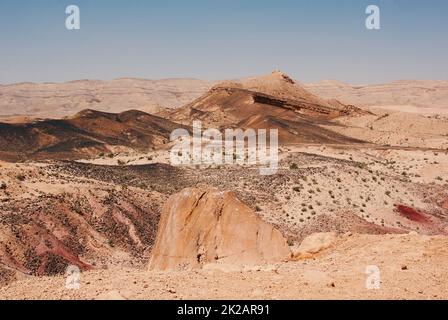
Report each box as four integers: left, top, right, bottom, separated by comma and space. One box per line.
148, 187, 291, 271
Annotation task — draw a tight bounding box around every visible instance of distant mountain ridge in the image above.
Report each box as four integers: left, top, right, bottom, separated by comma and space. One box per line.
304, 79, 448, 111
1, 75, 448, 120
0, 78, 215, 119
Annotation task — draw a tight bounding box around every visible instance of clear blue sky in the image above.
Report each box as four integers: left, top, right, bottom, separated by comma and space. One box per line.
0, 0, 447, 84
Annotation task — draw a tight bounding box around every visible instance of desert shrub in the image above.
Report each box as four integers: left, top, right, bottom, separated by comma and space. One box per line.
290, 163, 299, 170
357, 163, 367, 169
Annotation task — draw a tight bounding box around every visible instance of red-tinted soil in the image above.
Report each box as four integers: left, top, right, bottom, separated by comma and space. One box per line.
395, 204, 429, 223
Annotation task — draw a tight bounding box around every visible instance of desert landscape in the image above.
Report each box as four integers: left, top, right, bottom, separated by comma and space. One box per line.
0, 71, 447, 300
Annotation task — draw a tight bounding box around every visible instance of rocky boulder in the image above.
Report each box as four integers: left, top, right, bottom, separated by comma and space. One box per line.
291, 232, 338, 259
148, 188, 291, 271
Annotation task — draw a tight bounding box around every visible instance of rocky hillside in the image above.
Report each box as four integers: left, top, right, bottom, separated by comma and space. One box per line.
0, 109, 187, 161
168, 71, 366, 144
0, 161, 164, 285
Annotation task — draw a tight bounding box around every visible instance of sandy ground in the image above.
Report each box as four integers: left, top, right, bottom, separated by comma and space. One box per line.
369, 105, 448, 116
324, 109, 448, 150
1, 233, 447, 300
72, 142, 448, 239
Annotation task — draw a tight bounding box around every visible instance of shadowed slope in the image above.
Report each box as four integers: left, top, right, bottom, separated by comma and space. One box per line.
169, 71, 367, 144
0, 109, 187, 161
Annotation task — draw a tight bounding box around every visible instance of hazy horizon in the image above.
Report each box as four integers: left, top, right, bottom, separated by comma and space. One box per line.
1, 73, 448, 87
1, 0, 447, 85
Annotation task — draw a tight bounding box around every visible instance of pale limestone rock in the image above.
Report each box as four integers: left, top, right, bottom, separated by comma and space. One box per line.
148, 188, 291, 271
292, 232, 337, 259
